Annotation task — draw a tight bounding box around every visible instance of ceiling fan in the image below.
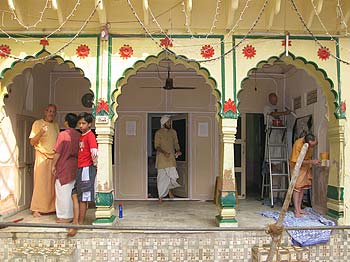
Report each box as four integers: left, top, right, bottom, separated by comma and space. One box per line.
140, 67, 196, 90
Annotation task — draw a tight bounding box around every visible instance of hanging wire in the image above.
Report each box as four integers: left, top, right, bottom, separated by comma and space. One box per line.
289, 0, 350, 65
0, 0, 101, 62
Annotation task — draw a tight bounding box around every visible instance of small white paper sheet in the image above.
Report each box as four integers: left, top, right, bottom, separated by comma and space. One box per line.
126, 121, 136, 136
198, 122, 208, 137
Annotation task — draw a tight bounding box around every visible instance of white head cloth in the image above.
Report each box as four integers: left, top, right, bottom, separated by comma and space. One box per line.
160, 115, 171, 127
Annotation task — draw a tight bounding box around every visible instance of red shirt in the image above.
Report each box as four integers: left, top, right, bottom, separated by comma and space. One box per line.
78, 130, 97, 168
53, 128, 81, 185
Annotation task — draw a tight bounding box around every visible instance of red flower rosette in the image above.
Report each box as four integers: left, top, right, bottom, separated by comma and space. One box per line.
96, 99, 110, 114
340, 101, 346, 113
281, 40, 292, 46
317, 47, 330, 61
40, 38, 49, 47
76, 44, 90, 59
200, 45, 215, 59
223, 98, 237, 113
242, 45, 256, 59
0, 44, 11, 58
160, 37, 173, 48
119, 44, 133, 59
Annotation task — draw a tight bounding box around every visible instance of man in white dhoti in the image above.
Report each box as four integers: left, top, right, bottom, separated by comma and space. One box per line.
155, 115, 182, 204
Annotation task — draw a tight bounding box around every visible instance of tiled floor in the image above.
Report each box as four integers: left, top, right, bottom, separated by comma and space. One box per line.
1, 198, 279, 232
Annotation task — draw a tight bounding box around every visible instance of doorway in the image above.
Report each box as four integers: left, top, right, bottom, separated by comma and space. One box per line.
147, 113, 188, 199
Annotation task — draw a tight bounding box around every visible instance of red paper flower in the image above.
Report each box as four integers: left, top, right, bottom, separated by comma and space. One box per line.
76, 44, 90, 59
281, 40, 292, 46
201, 45, 215, 59
119, 44, 133, 59
96, 99, 109, 114
40, 38, 49, 47
160, 37, 173, 48
0, 44, 11, 58
317, 47, 330, 61
242, 45, 256, 59
340, 101, 346, 113
223, 98, 237, 113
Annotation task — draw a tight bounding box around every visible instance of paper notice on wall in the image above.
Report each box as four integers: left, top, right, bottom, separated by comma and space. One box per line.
126, 121, 136, 136
198, 122, 208, 137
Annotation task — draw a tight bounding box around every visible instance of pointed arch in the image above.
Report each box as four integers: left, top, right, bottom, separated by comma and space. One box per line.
237, 52, 340, 122
0, 49, 91, 105
111, 50, 222, 122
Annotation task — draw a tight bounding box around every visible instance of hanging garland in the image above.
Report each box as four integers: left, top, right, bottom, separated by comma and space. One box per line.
200, 45, 215, 59
0, 45, 11, 58
242, 45, 256, 59
76, 44, 90, 59
119, 44, 134, 59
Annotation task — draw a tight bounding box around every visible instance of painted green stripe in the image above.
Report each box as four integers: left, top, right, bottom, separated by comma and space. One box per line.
233, 35, 333, 41
232, 37, 236, 102
327, 185, 344, 201
220, 36, 225, 108
335, 38, 341, 105
95, 36, 100, 104
327, 209, 343, 219
0, 34, 98, 38
110, 34, 223, 39
108, 35, 112, 104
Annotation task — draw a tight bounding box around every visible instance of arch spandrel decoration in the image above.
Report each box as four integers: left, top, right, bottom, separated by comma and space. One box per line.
237, 52, 341, 122
111, 50, 222, 122
0, 49, 92, 106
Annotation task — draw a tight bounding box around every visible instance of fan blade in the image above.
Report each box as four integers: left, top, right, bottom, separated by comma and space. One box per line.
139, 86, 162, 88
172, 87, 196, 89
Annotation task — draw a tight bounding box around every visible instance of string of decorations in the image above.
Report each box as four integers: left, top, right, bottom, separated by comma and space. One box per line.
289, 0, 350, 65
11, 0, 50, 29
337, 0, 349, 36
0, 0, 81, 43
149, 0, 250, 47
127, 0, 269, 63
0, 0, 100, 61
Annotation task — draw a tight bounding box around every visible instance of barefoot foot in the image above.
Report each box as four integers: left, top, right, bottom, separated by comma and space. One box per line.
32, 211, 41, 218
67, 227, 78, 237
158, 198, 163, 204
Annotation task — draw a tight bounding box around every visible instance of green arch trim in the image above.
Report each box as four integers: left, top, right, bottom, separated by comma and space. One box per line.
111, 50, 222, 121
237, 52, 342, 120
0, 48, 93, 99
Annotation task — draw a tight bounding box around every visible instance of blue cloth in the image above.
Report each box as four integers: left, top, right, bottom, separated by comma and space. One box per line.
259, 208, 335, 246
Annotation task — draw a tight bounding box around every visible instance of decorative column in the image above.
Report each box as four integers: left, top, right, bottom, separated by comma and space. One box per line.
326, 110, 346, 223
216, 99, 238, 227
93, 99, 116, 225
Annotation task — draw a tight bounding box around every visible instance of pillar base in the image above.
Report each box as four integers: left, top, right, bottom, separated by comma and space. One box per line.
93, 215, 116, 226
215, 215, 238, 227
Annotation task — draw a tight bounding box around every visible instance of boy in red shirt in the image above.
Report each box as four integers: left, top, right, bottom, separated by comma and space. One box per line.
68, 112, 98, 237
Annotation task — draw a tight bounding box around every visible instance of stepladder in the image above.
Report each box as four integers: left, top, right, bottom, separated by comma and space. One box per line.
261, 115, 291, 207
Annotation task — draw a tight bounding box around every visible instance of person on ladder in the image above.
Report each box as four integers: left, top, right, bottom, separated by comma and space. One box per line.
262, 93, 291, 205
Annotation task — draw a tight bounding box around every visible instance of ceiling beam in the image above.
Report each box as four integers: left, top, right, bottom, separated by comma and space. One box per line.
52, 0, 64, 26
307, 0, 324, 29
142, 0, 149, 26
267, 0, 282, 30
226, 0, 239, 30
95, 0, 107, 25
340, 0, 350, 30
8, 0, 24, 26
185, 0, 193, 26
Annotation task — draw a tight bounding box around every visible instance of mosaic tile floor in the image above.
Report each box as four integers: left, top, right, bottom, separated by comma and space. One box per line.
2, 199, 279, 232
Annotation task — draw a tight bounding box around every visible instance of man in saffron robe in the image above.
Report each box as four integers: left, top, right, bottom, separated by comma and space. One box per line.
155, 115, 182, 204
290, 133, 320, 218
29, 104, 59, 217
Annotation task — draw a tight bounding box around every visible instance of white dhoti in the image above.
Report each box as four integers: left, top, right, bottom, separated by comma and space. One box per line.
157, 167, 181, 198
55, 179, 75, 219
